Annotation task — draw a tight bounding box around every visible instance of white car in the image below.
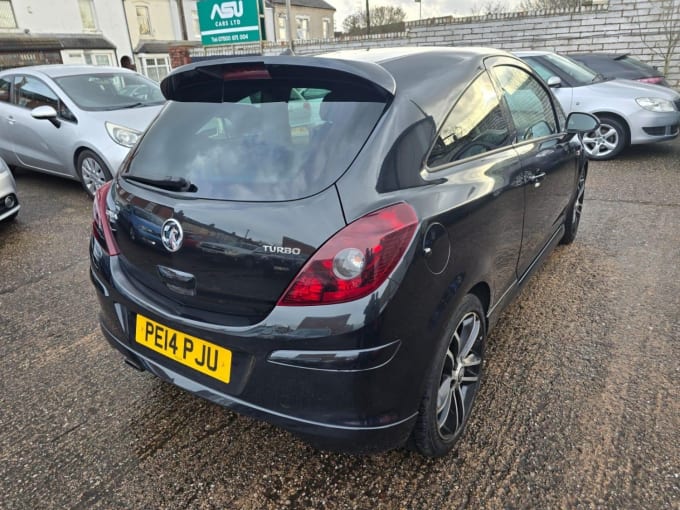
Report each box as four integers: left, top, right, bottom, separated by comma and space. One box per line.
516, 51, 680, 159
0, 157, 19, 222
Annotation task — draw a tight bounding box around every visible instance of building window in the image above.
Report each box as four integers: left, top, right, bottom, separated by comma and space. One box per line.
85, 52, 113, 66
277, 15, 287, 41
296, 16, 309, 40
192, 9, 200, 39
322, 18, 330, 39
79, 0, 97, 31
0, 0, 17, 28
136, 5, 152, 36
141, 56, 170, 82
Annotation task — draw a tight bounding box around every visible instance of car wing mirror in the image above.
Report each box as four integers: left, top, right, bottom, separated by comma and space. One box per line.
547, 76, 562, 88
31, 105, 61, 128
566, 112, 600, 134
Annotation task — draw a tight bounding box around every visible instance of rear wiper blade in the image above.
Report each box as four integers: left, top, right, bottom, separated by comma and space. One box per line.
122, 175, 197, 192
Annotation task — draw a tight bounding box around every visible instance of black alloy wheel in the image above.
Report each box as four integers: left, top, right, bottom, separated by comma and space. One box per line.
412, 294, 486, 457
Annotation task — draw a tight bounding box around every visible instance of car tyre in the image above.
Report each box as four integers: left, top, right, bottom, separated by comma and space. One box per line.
561, 167, 586, 245
76, 150, 112, 199
582, 115, 627, 160
411, 294, 486, 458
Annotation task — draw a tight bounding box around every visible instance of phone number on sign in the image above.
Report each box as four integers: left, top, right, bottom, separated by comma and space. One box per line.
210, 33, 252, 43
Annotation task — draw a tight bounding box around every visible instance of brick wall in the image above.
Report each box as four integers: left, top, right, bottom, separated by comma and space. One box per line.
187, 0, 680, 88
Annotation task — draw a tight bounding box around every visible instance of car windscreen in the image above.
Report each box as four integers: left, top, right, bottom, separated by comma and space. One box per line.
124, 79, 388, 201
54, 73, 165, 110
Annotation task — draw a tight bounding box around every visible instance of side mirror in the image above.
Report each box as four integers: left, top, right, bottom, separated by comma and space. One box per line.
566, 112, 600, 134
547, 76, 562, 88
31, 105, 61, 127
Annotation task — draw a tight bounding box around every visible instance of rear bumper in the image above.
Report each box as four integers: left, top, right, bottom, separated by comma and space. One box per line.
90, 240, 426, 452
99, 319, 416, 452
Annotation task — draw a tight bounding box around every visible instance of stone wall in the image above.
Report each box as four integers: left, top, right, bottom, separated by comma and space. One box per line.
187, 0, 680, 88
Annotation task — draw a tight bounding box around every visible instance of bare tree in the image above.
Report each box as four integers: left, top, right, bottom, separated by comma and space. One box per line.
519, 0, 581, 9
343, 6, 407, 35
638, 0, 680, 76
470, 0, 509, 15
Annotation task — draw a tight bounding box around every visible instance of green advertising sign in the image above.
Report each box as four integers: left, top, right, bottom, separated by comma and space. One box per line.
197, 0, 262, 46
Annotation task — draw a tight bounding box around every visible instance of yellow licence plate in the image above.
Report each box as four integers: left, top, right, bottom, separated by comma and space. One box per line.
135, 314, 232, 384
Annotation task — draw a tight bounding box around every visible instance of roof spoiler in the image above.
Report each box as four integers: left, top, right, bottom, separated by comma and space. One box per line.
160, 55, 397, 102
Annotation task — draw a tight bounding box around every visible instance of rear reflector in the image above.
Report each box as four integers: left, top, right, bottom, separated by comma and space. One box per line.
278, 203, 418, 306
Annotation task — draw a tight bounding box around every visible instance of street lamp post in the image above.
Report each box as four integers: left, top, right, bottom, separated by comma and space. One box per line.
365, 0, 370, 35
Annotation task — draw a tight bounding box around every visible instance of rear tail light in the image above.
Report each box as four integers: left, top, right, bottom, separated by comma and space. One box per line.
637, 77, 663, 84
92, 181, 119, 256
278, 203, 418, 306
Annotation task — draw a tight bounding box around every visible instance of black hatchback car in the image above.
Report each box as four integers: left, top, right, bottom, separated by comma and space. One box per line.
569, 52, 671, 88
90, 47, 598, 457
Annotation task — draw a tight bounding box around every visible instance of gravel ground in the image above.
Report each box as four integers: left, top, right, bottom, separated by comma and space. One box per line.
1, 139, 678, 510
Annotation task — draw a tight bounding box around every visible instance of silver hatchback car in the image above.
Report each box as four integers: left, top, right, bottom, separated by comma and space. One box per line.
0, 65, 164, 197
517, 51, 680, 160
0, 157, 19, 222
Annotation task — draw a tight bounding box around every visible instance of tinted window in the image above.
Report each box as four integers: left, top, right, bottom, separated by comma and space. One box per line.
0, 76, 10, 103
14, 75, 58, 110
126, 80, 387, 201
428, 72, 510, 168
492, 65, 557, 141
529, 54, 598, 86
54, 73, 164, 110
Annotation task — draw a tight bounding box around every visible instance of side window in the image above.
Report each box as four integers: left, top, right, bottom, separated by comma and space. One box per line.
0, 76, 11, 103
13, 75, 76, 122
492, 66, 557, 141
428, 72, 510, 168
13, 75, 59, 111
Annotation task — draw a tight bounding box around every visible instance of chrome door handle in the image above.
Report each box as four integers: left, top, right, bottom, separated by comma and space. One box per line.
528, 171, 546, 187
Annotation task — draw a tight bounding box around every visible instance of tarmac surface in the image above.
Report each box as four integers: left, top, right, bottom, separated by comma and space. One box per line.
1, 139, 679, 509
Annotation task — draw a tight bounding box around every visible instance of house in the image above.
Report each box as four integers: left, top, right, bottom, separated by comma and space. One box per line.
267, 0, 335, 41
0, 0, 130, 70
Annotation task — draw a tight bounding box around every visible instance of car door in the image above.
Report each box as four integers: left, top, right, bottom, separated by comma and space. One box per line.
490, 63, 579, 278
0, 74, 16, 164
8, 74, 78, 175
424, 71, 525, 305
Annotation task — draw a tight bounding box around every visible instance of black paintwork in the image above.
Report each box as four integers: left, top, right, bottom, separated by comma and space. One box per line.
91, 46, 588, 453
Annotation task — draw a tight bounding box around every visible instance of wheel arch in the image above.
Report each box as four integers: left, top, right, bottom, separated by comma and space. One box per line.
467, 281, 491, 326
592, 111, 631, 145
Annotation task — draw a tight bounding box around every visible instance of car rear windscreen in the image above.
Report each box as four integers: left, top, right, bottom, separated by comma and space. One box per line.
125, 77, 388, 201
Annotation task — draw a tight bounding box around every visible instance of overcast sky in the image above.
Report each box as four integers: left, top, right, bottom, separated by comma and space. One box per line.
332, 0, 519, 30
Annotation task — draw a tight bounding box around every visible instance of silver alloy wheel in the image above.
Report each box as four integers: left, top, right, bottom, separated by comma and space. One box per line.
80, 156, 107, 195
435, 311, 483, 438
582, 122, 620, 158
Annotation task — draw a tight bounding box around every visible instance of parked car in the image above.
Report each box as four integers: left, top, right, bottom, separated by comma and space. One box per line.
90, 47, 598, 457
569, 53, 671, 87
516, 51, 680, 160
0, 157, 19, 222
0, 65, 164, 197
